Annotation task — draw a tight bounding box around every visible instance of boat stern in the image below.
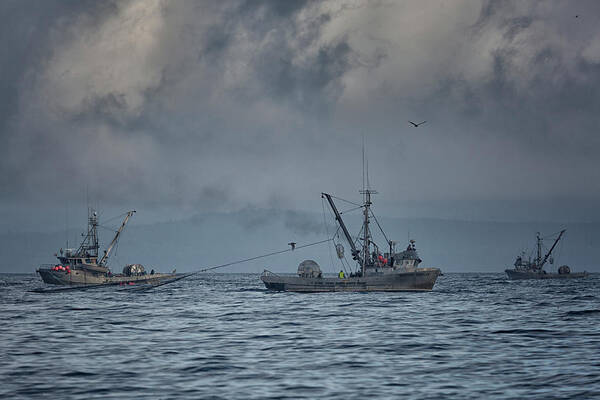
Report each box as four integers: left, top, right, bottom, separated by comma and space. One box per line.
260, 270, 286, 291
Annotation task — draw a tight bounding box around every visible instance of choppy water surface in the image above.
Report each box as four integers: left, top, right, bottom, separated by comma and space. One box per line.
1, 273, 599, 399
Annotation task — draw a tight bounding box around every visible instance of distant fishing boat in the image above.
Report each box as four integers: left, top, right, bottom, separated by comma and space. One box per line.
505, 230, 588, 280
261, 190, 441, 292
37, 209, 177, 286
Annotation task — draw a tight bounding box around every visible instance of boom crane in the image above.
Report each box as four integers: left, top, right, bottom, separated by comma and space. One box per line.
539, 229, 566, 268
322, 193, 362, 266
99, 210, 136, 266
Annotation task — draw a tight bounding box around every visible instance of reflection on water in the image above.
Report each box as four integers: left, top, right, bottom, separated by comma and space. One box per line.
1, 273, 599, 399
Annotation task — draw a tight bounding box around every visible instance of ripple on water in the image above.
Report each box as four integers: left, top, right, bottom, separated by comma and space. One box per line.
0, 272, 599, 400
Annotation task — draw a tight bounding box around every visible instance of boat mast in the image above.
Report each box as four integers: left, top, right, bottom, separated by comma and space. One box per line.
536, 232, 542, 267
539, 229, 565, 268
99, 210, 136, 266
360, 137, 376, 276
360, 189, 372, 276
76, 208, 99, 257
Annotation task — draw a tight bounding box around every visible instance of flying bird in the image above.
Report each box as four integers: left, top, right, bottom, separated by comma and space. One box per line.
288, 242, 296, 251
408, 120, 427, 127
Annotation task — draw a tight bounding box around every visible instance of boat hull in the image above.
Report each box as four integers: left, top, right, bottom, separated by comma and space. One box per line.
505, 269, 588, 280
261, 268, 441, 292
37, 267, 176, 286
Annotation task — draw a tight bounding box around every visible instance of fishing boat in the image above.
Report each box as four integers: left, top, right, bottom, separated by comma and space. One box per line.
505, 230, 588, 280
261, 190, 441, 292
36, 209, 177, 285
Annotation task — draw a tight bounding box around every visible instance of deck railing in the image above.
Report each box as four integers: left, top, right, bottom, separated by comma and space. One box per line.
261, 269, 281, 277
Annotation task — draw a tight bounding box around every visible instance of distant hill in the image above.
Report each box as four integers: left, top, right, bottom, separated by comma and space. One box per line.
1, 209, 598, 273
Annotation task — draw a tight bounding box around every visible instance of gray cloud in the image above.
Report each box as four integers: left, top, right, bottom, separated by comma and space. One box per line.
2, 0, 600, 231
231, 207, 325, 237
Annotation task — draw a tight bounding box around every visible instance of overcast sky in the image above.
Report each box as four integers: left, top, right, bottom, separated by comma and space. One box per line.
2, 0, 600, 232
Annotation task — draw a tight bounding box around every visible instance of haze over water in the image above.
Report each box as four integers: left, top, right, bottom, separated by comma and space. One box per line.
2, 273, 599, 399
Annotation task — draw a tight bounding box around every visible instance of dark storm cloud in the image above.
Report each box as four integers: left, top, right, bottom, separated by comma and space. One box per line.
463, 1, 600, 159
0, 1, 94, 130
191, 0, 349, 114
231, 207, 325, 236
2, 0, 600, 228
0, 0, 122, 194
282, 210, 325, 236
0, 0, 358, 209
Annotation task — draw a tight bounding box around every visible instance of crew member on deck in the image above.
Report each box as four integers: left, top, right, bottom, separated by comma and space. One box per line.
338, 270, 345, 279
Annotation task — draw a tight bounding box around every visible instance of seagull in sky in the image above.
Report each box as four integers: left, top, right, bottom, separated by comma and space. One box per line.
408, 120, 427, 127
288, 242, 296, 251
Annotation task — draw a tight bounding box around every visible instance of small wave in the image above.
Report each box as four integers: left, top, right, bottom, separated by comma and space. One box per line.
3, 272, 600, 399
570, 295, 597, 301
61, 371, 97, 378
248, 334, 285, 340
491, 328, 557, 336
451, 318, 483, 325
327, 360, 368, 369
566, 309, 600, 316
283, 385, 324, 392
180, 364, 245, 373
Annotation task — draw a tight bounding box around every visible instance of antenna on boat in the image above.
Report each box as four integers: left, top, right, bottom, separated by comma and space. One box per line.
65, 201, 69, 250
362, 133, 365, 194
536, 231, 542, 267
359, 135, 376, 278
366, 154, 370, 191
362, 132, 371, 192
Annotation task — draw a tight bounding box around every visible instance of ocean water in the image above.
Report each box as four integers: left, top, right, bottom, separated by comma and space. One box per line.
1, 273, 599, 399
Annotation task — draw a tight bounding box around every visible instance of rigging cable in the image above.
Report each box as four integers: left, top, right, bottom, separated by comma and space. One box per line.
98, 225, 119, 233
339, 205, 364, 215
329, 194, 362, 208
98, 212, 131, 226
144, 238, 335, 290
369, 209, 391, 247
354, 225, 364, 251
31, 238, 335, 294
542, 230, 564, 240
